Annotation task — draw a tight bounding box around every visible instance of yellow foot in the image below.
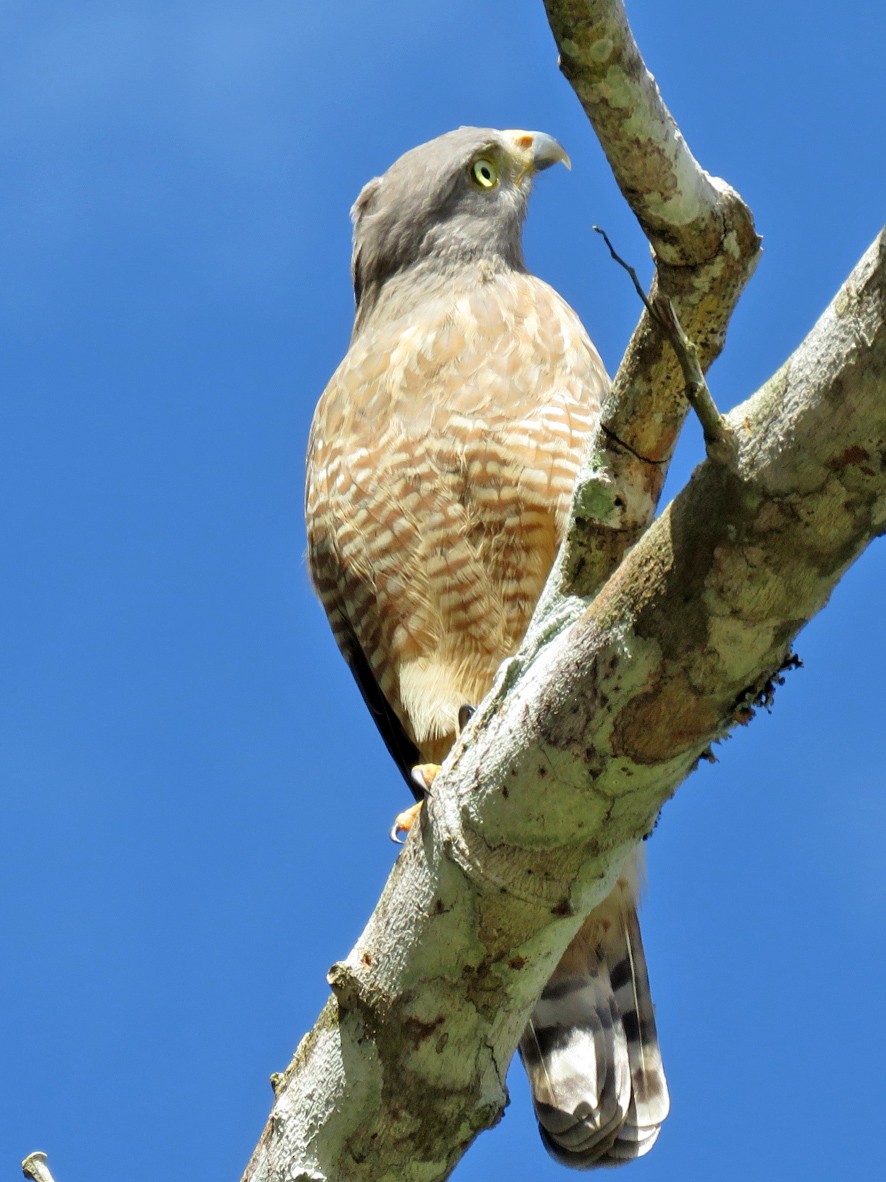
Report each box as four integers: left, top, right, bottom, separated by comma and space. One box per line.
410, 763, 441, 793
390, 801, 423, 844
389, 764, 442, 844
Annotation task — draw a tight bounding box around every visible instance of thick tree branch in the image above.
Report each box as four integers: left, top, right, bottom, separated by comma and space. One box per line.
242, 231, 886, 1182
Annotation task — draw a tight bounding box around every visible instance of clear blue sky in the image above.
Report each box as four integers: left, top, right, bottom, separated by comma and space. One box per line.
3, 3, 884, 1179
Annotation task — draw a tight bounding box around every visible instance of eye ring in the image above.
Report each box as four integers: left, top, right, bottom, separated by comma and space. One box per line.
470, 158, 499, 189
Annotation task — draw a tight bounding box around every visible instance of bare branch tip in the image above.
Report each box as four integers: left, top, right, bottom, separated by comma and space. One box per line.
22, 1153, 57, 1182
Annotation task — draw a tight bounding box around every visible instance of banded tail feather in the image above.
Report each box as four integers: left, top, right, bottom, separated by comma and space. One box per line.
519, 856, 668, 1168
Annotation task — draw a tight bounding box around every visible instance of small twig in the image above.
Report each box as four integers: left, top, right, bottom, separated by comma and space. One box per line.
651, 294, 736, 461
593, 226, 737, 464
594, 225, 652, 312
22, 1152, 58, 1182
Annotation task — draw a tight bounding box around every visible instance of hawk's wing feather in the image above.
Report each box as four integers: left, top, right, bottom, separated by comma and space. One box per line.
338, 626, 422, 798
305, 425, 421, 795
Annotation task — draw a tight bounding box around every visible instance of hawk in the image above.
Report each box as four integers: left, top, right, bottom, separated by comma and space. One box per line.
305, 127, 669, 1167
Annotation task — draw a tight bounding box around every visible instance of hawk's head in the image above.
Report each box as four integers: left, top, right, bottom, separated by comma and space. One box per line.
350, 127, 570, 319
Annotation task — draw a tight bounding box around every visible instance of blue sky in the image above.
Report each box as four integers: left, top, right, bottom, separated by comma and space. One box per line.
3, 3, 884, 1179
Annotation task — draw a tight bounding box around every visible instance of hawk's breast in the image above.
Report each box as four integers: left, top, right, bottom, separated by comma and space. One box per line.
306, 269, 608, 759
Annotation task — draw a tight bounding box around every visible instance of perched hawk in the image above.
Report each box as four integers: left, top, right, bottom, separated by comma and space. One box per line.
305, 127, 669, 1167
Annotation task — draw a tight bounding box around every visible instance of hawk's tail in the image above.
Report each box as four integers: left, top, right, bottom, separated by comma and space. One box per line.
519, 872, 669, 1168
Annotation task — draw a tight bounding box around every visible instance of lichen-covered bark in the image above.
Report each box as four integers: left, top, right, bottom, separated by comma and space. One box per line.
242, 231, 885, 1182
544, 0, 726, 261
541, 0, 761, 602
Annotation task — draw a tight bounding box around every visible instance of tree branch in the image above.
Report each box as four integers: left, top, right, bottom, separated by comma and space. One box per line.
22, 1153, 58, 1182
236, 4, 883, 1180
593, 225, 735, 463
542, 0, 761, 604
242, 228, 886, 1182
545, 0, 727, 263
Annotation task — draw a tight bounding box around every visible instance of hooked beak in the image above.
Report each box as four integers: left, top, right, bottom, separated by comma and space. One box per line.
502, 129, 571, 176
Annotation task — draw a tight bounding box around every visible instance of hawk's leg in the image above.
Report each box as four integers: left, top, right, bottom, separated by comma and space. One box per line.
389, 765, 439, 844
390, 800, 424, 843
389, 707, 475, 842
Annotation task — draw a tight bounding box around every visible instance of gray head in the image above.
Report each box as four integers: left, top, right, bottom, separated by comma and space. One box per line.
350, 126, 570, 323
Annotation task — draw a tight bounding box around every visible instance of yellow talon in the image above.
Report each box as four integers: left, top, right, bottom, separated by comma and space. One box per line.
411, 763, 442, 793
389, 764, 443, 843
390, 801, 423, 843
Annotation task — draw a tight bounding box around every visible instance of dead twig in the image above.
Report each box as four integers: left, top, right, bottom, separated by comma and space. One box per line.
594, 226, 737, 464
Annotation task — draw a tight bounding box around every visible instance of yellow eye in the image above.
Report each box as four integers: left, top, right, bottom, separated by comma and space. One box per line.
470, 158, 498, 189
